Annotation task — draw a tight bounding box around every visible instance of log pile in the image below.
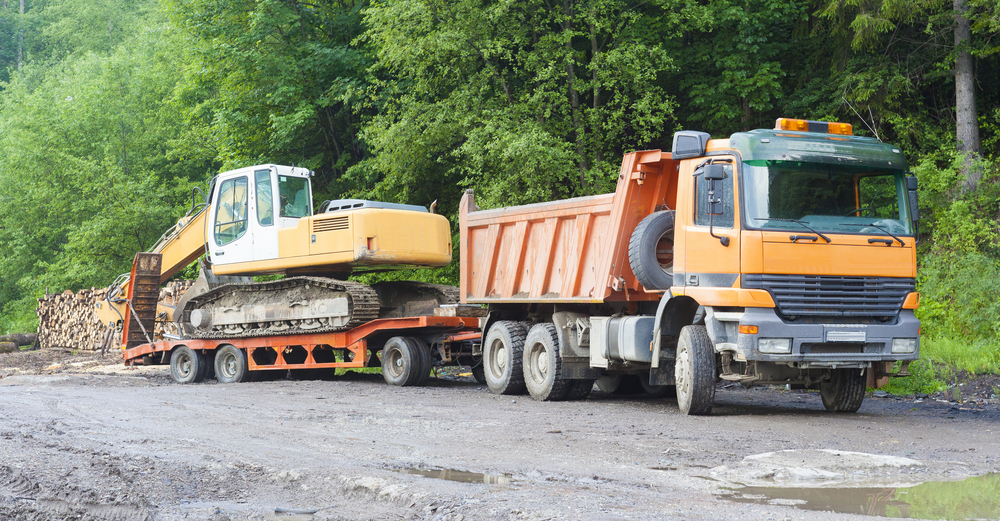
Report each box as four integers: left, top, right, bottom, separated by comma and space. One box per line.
36, 280, 193, 350
0, 334, 37, 353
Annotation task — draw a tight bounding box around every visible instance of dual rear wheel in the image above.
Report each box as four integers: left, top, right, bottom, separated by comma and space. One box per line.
380, 336, 433, 387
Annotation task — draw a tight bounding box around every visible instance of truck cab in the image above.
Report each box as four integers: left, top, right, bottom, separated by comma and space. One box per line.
460, 118, 920, 414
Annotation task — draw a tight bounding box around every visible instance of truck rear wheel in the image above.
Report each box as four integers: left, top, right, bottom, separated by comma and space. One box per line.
523, 323, 571, 401
381, 336, 424, 387
639, 378, 675, 398
675, 325, 716, 415
170, 346, 208, 384
483, 321, 528, 395
215, 345, 252, 383
821, 369, 867, 413
565, 379, 595, 400
628, 211, 675, 290
470, 364, 486, 384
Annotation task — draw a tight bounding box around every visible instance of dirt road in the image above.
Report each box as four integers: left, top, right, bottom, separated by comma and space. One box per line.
1, 352, 998, 521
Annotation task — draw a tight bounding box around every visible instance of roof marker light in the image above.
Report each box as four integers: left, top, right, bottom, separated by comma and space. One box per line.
775, 118, 853, 136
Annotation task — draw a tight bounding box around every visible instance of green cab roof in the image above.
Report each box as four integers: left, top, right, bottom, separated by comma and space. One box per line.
728, 129, 907, 170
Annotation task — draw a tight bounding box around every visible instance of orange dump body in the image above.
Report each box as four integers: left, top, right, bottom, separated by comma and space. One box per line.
460, 151, 679, 304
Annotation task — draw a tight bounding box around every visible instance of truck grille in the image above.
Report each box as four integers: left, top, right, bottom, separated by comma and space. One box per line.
742, 274, 914, 318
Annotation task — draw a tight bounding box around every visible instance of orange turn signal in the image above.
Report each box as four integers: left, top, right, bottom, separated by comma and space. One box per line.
739, 325, 758, 335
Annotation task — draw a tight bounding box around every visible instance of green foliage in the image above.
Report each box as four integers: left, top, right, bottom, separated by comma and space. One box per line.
880, 358, 946, 395
0, 0, 996, 384
0, 4, 212, 333
165, 0, 371, 199
353, 0, 677, 214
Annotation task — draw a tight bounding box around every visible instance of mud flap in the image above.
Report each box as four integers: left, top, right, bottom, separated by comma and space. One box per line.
649, 365, 675, 386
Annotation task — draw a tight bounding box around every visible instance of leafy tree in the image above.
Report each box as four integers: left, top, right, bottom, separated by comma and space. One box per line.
354, 0, 677, 212
165, 0, 372, 201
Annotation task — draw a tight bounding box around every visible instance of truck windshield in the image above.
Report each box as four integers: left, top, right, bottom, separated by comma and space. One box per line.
742, 160, 911, 236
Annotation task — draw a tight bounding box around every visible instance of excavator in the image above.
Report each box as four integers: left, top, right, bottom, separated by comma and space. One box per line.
95, 164, 461, 362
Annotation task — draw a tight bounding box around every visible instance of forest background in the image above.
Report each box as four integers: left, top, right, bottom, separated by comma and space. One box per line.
0, 0, 998, 391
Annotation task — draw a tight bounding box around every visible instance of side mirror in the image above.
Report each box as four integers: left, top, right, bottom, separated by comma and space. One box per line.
697, 163, 730, 247
905, 176, 919, 223
672, 131, 711, 159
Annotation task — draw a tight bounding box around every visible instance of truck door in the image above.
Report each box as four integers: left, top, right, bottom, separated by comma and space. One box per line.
683, 157, 741, 289
208, 173, 255, 265
251, 167, 279, 262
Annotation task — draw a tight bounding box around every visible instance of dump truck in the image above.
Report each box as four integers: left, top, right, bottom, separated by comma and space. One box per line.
96, 164, 481, 385
460, 118, 921, 414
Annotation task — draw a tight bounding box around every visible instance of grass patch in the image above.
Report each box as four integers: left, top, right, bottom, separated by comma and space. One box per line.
918, 337, 1000, 374
880, 336, 1000, 395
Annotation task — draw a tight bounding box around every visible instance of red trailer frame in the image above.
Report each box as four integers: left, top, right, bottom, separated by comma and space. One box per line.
123, 316, 480, 372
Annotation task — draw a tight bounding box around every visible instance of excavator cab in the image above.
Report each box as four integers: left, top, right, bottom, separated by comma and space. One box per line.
207, 165, 312, 266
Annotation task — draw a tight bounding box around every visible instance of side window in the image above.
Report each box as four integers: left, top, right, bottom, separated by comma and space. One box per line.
279, 176, 310, 218
255, 169, 273, 226
214, 177, 248, 246
694, 164, 734, 228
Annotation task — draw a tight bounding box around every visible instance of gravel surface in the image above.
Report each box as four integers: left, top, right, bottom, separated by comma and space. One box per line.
1, 349, 998, 520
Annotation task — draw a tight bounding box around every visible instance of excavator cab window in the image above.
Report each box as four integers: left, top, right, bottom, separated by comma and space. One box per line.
279, 176, 310, 218
255, 169, 274, 226
214, 176, 248, 246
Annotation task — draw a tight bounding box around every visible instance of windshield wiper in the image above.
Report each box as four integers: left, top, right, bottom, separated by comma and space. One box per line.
843, 223, 905, 247
754, 218, 831, 243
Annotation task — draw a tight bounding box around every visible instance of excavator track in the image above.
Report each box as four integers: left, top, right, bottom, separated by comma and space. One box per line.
184, 277, 380, 339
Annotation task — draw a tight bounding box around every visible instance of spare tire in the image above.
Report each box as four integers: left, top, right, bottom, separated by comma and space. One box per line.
628, 210, 675, 290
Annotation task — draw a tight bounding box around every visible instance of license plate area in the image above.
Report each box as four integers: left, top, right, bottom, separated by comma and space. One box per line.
826, 330, 866, 343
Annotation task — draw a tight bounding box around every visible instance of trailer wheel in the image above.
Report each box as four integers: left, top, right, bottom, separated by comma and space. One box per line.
821, 369, 867, 413
675, 325, 716, 415
215, 345, 252, 384
565, 379, 595, 400
523, 323, 571, 401
170, 346, 208, 384
628, 211, 675, 290
407, 337, 433, 386
482, 321, 528, 395
381, 337, 423, 387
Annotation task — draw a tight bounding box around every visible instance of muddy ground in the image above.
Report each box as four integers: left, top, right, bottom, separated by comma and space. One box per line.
1, 349, 998, 521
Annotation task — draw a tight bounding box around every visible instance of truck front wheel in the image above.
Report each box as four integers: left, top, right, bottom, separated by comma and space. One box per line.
820, 369, 867, 413
523, 323, 572, 401
675, 325, 716, 415
482, 321, 528, 395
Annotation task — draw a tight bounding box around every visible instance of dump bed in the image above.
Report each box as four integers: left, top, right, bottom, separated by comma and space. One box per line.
459, 151, 679, 304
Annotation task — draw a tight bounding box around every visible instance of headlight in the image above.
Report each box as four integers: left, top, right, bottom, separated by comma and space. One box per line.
758, 338, 792, 354
891, 338, 918, 354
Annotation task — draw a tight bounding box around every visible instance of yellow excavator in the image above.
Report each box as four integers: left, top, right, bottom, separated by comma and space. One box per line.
95, 164, 454, 350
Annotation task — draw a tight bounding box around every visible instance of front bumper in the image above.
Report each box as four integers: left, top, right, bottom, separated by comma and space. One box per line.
735, 307, 920, 364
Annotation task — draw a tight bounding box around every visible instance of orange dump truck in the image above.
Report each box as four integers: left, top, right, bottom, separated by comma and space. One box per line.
460, 119, 921, 414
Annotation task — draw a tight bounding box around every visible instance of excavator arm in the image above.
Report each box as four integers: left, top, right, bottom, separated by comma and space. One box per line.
94, 199, 210, 344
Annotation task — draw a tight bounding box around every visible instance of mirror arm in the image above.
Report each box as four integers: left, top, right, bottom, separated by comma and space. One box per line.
707, 190, 730, 247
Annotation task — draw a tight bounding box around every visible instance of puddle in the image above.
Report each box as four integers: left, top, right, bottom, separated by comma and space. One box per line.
398, 467, 512, 485
720, 472, 1000, 519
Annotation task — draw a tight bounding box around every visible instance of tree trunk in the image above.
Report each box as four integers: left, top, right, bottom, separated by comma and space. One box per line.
564, 0, 588, 188
590, 19, 602, 166
954, 0, 981, 192
18, 0, 23, 71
